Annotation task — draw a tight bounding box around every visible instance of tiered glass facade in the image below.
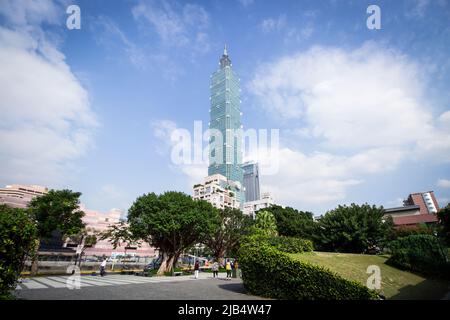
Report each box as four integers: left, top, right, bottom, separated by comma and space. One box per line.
208, 48, 244, 203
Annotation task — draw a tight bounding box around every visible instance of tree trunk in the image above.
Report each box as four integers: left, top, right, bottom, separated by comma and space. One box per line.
30, 257, 38, 276
214, 247, 225, 265
30, 239, 40, 276
157, 252, 174, 275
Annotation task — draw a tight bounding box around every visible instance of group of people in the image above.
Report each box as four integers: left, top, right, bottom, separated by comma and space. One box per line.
194, 259, 239, 279
99, 257, 240, 279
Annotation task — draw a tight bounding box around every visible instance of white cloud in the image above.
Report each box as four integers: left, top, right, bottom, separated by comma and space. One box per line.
249, 42, 450, 207
415, 110, 450, 161
438, 179, 450, 188
250, 43, 439, 149
92, 15, 147, 69
408, 0, 431, 18
255, 146, 404, 206
151, 119, 178, 155
259, 15, 314, 41
0, 0, 61, 26
132, 1, 210, 53
0, 1, 97, 186
238, 0, 255, 7
260, 15, 286, 33
151, 119, 207, 187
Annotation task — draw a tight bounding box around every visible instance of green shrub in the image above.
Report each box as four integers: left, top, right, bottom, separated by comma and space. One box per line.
0, 205, 38, 299
238, 241, 378, 300
265, 236, 313, 253
392, 224, 434, 239
316, 203, 393, 253
387, 234, 449, 278
244, 234, 313, 254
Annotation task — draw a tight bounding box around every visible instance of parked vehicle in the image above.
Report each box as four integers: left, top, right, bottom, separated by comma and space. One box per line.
143, 256, 162, 272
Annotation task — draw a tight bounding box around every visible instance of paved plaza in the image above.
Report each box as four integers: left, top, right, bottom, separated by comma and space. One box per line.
14, 273, 266, 300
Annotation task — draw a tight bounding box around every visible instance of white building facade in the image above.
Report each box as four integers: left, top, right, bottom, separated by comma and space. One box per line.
193, 174, 241, 209
243, 192, 274, 219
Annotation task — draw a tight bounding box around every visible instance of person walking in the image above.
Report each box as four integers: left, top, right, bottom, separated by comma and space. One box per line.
100, 258, 107, 277
194, 260, 200, 279
212, 261, 219, 278
225, 259, 232, 279
233, 260, 239, 278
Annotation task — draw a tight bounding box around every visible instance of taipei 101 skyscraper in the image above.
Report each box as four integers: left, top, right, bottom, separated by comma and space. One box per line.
207, 45, 245, 203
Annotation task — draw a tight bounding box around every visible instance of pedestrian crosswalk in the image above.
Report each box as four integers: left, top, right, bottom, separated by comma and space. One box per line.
15, 273, 219, 290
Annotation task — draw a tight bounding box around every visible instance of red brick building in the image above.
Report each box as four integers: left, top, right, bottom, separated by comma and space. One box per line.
384, 191, 440, 228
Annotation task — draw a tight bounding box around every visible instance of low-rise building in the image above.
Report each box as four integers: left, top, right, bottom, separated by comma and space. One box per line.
192, 174, 241, 209
384, 191, 440, 228
77, 205, 156, 258
243, 192, 274, 219
0, 184, 48, 208
0, 183, 156, 258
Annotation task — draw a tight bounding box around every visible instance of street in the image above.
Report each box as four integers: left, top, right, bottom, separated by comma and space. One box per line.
14, 273, 266, 300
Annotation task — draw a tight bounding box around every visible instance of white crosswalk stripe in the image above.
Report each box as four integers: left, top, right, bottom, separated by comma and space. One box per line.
32, 277, 70, 288
15, 274, 207, 290
21, 279, 49, 289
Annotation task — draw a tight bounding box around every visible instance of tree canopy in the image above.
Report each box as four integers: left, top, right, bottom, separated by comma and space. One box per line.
100, 221, 140, 253
203, 207, 253, 261
253, 210, 278, 237
259, 205, 316, 239
28, 189, 86, 239
127, 191, 219, 274
316, 203, 393, 253
437, 203, 450, 245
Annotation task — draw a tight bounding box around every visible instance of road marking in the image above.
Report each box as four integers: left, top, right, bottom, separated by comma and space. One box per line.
32, 277, 68, 288
48, 276, 92, 287
86, 276, 155, 285
16, 274, 210, 290
21, 279, 48, 289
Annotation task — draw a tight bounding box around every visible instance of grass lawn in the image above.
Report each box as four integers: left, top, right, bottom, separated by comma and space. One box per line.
290, 252, 449, 300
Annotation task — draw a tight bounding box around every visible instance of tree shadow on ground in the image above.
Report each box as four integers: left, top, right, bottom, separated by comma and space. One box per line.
389, 277, 449, 300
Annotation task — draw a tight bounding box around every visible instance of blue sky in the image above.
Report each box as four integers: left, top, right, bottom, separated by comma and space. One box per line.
0, 0, 449, 216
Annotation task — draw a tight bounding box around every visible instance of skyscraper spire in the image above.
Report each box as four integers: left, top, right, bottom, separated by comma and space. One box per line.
220, 44, 231, 68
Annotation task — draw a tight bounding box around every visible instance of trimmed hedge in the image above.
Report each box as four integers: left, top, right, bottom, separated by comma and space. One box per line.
387, 234, 450, 278
238, 241, 378, 300
263, 235, 314, 253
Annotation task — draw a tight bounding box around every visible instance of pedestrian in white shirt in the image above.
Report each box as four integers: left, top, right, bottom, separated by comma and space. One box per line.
100, 258, 107, 277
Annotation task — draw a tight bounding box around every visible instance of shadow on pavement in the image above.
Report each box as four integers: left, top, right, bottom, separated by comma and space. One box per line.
217, 282, 248, 295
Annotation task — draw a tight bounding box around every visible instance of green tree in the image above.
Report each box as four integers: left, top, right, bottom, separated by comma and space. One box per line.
0, 205, 38, 299
437, 203, 450, 245
100, 221, 140, 257
28, 189, 86, 274
203, 207, 253, 262
259, 205, 316, 239
28, 189, 86, 239
316, 203, 393, 253
253, 210, 278, 237
127, 191, 219, 275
